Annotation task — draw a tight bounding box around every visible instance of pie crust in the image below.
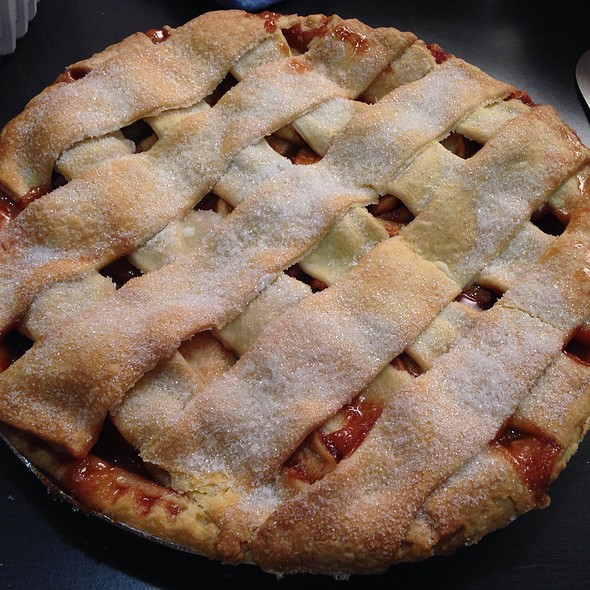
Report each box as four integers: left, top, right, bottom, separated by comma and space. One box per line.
0, 10, 589, 575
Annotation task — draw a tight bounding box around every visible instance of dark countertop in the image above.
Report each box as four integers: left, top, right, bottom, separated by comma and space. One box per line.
0, 1, 589, 588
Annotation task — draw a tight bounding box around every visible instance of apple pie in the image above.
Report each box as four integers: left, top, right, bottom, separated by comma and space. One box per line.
0, 10, 588, 575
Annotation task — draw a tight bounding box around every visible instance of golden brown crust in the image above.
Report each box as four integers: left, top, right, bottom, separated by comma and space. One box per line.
0, 9, 588, 577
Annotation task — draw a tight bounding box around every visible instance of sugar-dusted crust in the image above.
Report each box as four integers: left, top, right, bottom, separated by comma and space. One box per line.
0, 10, 589, 576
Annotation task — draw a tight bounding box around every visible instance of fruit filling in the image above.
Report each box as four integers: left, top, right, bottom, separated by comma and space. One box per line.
368, 194, 414, 237
284, 263, 327, 292
22, 185, 50, 206
100, 258, 142, 288
323, 395, 383, 461
250, 11, 281, 34
391, 352, 422, 376
144, 28, 171, 43
455, 284, 501, 311
266, 135, 299, 159
427, 43, 452, 64
316, 23, 369, 54
563, 326, 590, 366
531, 204, 568, 236
62, 454, 183, 519
196, 193, 234, 217
90, 417, 151, 478
281, 17, 329, 53
506, 90, 535, 107
491, 416, 562, 505
284, 394, 382, 485
292, 146, 322, 165
440, 131, 483, 159
53, 67, 89, 85
266, 131, 321, 165
0, 192, 22, 230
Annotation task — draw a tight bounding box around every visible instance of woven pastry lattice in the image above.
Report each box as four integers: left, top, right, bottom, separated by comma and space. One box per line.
0, 11, 588, 574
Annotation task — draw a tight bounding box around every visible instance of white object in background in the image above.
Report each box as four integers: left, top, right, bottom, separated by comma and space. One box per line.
576, 48, 590, 111
0, 0, 39, 56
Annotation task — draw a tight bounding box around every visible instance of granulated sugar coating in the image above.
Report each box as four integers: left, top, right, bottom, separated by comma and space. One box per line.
0, 9, 588, 576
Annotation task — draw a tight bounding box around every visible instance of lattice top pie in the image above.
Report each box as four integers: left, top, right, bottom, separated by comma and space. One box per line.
0, 10, 589, 575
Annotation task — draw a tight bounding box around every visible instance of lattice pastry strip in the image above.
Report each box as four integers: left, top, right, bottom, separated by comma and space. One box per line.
361, 223, 590, 561
350, 208, 590, 560
385, 98, 531, 214
111, 332, 237, 452
18, 211, 234, 455
116, 198, 384, 451
182, 108, 588, 464
475, 223, 555, 292
401, 174, 587, 372
251, 311, 571, 572
396, 283, 590, 560
361, 40, 437, 103
0, 12, 280, 198
20, 272, 116, 341
130, 68, 395, 439
17, 133, 130, 341
288, 24, 417, 152
115, 201, 384, 451
113, 248, 315, 452
167, 90, 580, 313
548, 165, 590, 213
54, 132, 135, 181
0, 13, 554, 347
325, 351, 585, 562
114, 198, 400, 449
19, 214, 240, 461
143, 238, 460, 489
400, 109, 584, 285
20, 217, 588, 572
3, 90, 588, 524
399, 450, 537, 560
10, 126, 233, 460
383, 187, 580, 377
0, 86, 277, 553
455, 97, 531, 143
404, 302, 479, 371
0, 11, 314, 198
